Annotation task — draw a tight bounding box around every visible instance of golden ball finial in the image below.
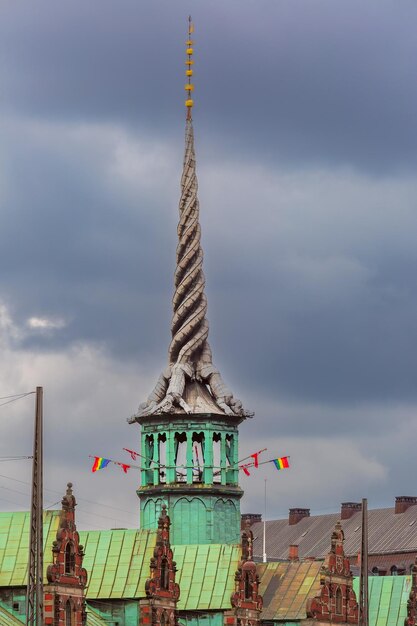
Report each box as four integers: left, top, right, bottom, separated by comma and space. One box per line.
185, 17, 195, 116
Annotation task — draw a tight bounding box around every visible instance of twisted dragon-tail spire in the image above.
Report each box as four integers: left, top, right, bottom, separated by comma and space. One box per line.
169, 118, 208, 366
134, 19, 249, 419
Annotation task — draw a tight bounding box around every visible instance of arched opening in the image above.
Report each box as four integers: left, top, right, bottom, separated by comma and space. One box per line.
174, 432, 187, 482
65, 542, 75, 575
158, 433, 167, 483
390, 565, 398, 576
372, 566, 379, 576
192, 432, 205, 483
213, 433, 221, 484
161, 557, 169, 590
65, 600, 73, 626
160, 610, 168, 626
225, 434, 237, 485
244, 572, 253, 600
335, 587, 342, 614
144, 435, 154, 484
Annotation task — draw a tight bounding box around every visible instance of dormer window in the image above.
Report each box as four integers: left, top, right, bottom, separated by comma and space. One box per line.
65, 600, 73, 626
244, 572, 253, 600
65, 542, 76, 575
161, 557, 169, 590
335, 587, 343, 614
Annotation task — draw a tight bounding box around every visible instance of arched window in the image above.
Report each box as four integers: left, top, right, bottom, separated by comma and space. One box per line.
65, 600, 73, 626
335, 587, 342, 614
160, 557, 169, 590
390, 565, 398, 576
372, 566, 379, 576
244, 572, 253, 600
65, 542, 75, 575
160, 610, 168, 626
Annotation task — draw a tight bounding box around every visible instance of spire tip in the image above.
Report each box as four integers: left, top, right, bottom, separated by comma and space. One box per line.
185, 18, 195, 119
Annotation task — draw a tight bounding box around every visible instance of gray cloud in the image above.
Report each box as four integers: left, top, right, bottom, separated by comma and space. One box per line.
0, 0, 417, 524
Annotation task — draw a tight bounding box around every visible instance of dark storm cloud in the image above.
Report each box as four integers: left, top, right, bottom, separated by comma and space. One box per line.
0, 118, 177, 360
1, 1, 417, 521
0, 1, 416, 172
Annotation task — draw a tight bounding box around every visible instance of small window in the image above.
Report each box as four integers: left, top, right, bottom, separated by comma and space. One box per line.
244, 572, 253, 600
65, 542, 76, 575
335, 587, 343, 614
65, 600, 73, 626
390, 565, 398, 576
160, 557, 169, 590
372, 566, 379, 576
12, 602, 20, 612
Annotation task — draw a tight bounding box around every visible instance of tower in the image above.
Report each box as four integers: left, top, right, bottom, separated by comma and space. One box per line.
129, 18, 251, 545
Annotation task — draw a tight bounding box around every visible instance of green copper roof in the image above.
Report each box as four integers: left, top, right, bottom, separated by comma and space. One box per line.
0, 511, 240, 609
0, 601, 23, 626
0, 510, 412, 623
0, 511, 59, 587
170, 543, 240, 611
85, 606, 112, 626
353, 575, 409, 626
80, 527, 157, 599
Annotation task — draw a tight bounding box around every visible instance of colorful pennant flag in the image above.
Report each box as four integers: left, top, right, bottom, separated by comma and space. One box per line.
123, 448, 139, 461
272, 456, 290, 470
91, 457, 111, 472
116, 462, 131, 474
250, 452, 260, 468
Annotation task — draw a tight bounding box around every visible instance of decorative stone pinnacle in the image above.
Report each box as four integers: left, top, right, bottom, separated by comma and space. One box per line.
132, 21, 251, 420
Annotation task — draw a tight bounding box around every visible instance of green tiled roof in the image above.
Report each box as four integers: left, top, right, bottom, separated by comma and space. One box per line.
80, 527, 157, 599
0, 511, 412, 623
86, 605, 111, 626
0, 511, 240, 609
171, 543, 240, 611
0, 602, 23, 626
0, 511, 60, 587
353, 575, 409, 626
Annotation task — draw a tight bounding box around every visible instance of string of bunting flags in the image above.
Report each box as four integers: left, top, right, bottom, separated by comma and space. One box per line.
90, 448, 290, 475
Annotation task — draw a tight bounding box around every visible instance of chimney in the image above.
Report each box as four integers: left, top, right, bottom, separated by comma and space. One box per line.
395, 496, 417, 514
289, 508, 310, 525
341, 502, 362, 520
241, 513, 262, 529
288, 544, 299, 561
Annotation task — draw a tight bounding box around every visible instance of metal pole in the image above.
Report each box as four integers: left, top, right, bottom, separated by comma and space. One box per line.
263, 479, 267, 563
359, 498, 368, 626
26, 387, 43, 626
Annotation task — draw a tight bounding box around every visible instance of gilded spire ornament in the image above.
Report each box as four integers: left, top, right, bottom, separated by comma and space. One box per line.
134, 19, 249, 419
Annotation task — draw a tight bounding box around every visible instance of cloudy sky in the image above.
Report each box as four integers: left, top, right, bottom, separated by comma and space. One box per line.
1, 0, 417, 530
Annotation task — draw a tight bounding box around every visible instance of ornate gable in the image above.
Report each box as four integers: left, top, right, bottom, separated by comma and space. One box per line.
306, 521, 358, 624
225, 521, 262, 626
140, 505, 180, 626
44, 483, 87, 626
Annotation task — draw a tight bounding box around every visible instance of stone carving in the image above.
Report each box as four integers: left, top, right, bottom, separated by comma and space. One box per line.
135, 119, 250, 419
